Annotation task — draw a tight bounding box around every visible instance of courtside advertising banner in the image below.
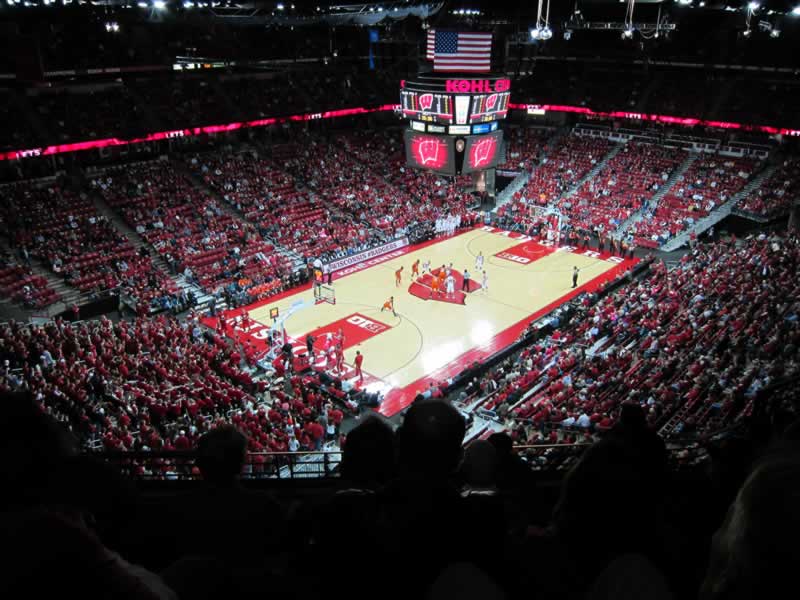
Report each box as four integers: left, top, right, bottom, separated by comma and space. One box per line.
324, 238, 409, 272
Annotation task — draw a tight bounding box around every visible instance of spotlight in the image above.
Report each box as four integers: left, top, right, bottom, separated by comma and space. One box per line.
137, 1, 147, 6
793, 6, 800, 15
276, 2, 284, 9
770, 29, 781, 38
153, 0, 166, 8
742, 28, 751, 37
563, 29, 572, 41
678, 0, 692, 5
183, 1, 193, 7
747, 2, 759, 10
621, 27, 634, 39
539, 26, 553, 40
529, 27, 540, 40
699, 1, 705, 5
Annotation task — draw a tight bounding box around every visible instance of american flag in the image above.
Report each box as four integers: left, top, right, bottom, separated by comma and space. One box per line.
425, 30, 492, 72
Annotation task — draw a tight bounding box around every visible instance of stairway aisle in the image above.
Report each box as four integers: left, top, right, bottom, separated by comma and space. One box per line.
493, 126, 568, 214
86, 188, 174, 277
555, 141, 625, 207
0, 236, 82, 318
174, 157, 307, 311
177, 154, 305, 264
612, 150, 698, 238
661, 163, 779, 251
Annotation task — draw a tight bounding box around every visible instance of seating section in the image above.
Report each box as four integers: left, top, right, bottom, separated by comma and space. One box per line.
463, 235, 800, 442
496, 127, 555, 171
332, 132, 478, 237
1, 181, 179, 310
498, 135, 612, 228
0, 91, 40, 152
0, 263, 59, 309
633, 154, 757, 247
0, 316, 345, 458
717, 79, 800, 128
643, 71, 723, 119
561, 141, 684, 232
130, 76, 234, 130
583, 67, 644, 112
3, 67, 401, 151
191, 150, 372, 264
737, 156, 800, 218
28, 86, 147, 142
92, 161, 290, 302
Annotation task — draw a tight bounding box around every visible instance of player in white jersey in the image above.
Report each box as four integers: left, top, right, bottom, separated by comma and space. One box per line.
422, 259, 431, 273
475, 251, 484, 271
445, 274, 456, 298
481, 270, 488, 293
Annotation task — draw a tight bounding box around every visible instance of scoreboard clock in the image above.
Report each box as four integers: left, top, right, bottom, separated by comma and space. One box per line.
400, 75, 511, 126
401, 73, 509, 176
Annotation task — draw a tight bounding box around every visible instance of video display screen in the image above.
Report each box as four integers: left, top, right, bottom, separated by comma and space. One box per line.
461, 130, 504, 174
469, 92, 510, 122
400, 90, 454, 123
404, 130, 455, 175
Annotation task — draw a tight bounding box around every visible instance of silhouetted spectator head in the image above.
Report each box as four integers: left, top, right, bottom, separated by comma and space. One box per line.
0, 391, 77, 510
487, 432, 513, 456
43, 455, 137, 551
195, 426, 248, 484
618, 402, 647, 430
340, 416, 395, 487
397, 400, 465, 478
554, 439, 666, 560
1, 508, 177, 600
610, 402, 668, 476
781, 418, 800, 443
701, 451, 800, 600
460, 440, 498, 489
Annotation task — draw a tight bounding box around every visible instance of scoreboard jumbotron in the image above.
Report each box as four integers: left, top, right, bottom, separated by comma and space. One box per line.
400, 74, 509, 177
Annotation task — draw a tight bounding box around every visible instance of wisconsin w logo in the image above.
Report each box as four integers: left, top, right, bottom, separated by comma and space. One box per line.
417, 139, 441, 165
471, 137, 497, 168
419, 94, 434, 111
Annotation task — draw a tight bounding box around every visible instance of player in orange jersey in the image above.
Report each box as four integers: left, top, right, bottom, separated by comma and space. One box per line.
381, 296, 397, 317
411, 259, 420, 278
395, 266, 404, 287
430, 275, 440, 299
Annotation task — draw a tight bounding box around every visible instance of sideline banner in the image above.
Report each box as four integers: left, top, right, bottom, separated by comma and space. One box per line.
324, 237, 409, 272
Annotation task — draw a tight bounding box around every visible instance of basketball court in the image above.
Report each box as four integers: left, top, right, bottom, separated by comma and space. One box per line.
203, 226, 637, 416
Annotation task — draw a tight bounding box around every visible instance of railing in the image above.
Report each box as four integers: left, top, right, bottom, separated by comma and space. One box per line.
99, 449, 342, 481
93, 436, 710, 481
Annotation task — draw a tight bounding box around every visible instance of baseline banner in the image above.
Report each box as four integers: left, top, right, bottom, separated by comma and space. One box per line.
325, 237, 409, 272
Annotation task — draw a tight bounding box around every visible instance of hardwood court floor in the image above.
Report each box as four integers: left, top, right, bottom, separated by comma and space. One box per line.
243, 227, 636, 415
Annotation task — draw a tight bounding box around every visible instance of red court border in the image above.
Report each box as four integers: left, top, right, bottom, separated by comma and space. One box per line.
205, 226, 638, 416
377, 252, 637, 415
215, 226, 479, 318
